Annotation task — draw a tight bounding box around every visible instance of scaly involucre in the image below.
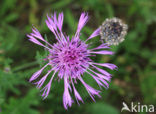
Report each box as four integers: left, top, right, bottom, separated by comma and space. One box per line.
27, 12, 117, 109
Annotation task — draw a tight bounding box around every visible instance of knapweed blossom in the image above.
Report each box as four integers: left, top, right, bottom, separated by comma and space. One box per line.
27, 12, 117, 109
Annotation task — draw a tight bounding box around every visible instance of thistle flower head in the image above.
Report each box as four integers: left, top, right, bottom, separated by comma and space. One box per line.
49, 38, 90, 79
27, 12, 117, 109
100, 17, 128, 45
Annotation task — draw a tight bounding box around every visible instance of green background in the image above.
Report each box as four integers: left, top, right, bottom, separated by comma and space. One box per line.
0, 0, 156, 114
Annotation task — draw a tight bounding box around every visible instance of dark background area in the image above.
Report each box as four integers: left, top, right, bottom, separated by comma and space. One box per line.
0, 0, 156, 114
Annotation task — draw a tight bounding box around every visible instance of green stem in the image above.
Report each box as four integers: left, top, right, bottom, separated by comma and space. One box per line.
12, 61, 39, 72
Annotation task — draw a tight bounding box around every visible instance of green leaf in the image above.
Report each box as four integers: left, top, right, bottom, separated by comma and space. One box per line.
2, 89, 40, 114
0, 97, 4, 105
140, 67, 156, 104
65, 9, 76, 33
50, 0, 73, 9
4, 13, 19, 23
0, 70, 25, 96
86, 102, 119, 114
105, 3, 114, 18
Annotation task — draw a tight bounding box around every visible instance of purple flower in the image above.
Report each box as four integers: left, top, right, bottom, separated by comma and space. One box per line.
27, 12, 117, 109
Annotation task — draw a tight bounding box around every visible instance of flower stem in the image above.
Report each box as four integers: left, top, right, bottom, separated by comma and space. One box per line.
12, 61, 39, 72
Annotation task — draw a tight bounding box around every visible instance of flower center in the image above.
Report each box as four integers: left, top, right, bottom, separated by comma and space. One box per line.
110, 22, 123, 37
102, 22, 123, 40
50, 40, 90, 78
63, 49, 79, 63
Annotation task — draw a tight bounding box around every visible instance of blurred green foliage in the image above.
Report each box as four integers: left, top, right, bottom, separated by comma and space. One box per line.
0, 0, 156, 114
